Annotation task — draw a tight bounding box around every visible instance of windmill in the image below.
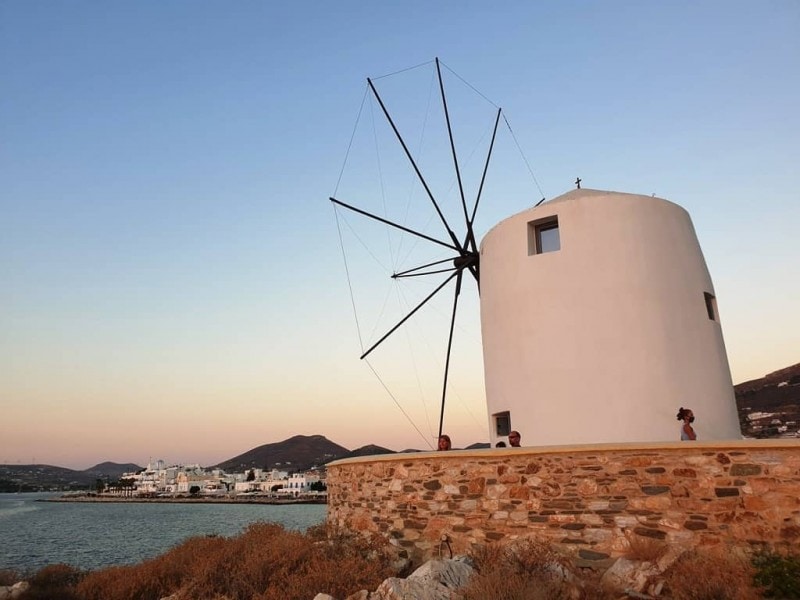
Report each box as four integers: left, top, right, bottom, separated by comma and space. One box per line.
330, 58, 509, 442
332, 60, 743, 450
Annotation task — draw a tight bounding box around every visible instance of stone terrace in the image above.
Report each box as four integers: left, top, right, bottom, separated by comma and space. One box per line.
326, 440, 800, 566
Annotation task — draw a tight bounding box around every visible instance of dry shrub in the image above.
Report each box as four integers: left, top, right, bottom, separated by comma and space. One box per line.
625, 534, 668, 562
577, 569, 623, 600
461, 539, 579, 600
0, 569, 21, 586
75, 521, 397, 600
304, 522, 329, 541
254, 527, 397, 600
77, 534, 229, 600
661, 547, 762, 600
18, 564, 84, 600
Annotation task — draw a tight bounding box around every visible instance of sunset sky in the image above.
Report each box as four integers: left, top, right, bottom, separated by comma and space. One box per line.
2, 2, 798, 470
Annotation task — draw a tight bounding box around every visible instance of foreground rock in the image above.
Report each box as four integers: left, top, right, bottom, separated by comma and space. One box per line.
0, 582, 30, 600
312, 549, 698, 599
314, 556, 474, 600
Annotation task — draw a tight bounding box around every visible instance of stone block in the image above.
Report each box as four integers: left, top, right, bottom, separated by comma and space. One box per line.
507, 485, 529, 500
672, 467, 697, 478
644, 496, 672, 511
584, 527, 613, 543
641, 485, 670, 495
580, 513, 603, 526
467, 477, 485, 494
730, 463, 761, 477
576, 478, 599, 496
614, 515, 639, 528
498, 473, 520, 484
576, 546, 612, 562
633, 526, 666, 540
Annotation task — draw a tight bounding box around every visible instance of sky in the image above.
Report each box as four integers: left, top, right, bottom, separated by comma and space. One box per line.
1, 2, 798, 470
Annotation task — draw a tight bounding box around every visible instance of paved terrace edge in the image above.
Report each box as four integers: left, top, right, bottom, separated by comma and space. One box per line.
328, 439, 800, 467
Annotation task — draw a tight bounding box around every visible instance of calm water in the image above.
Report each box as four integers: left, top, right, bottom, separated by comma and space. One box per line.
0, 493, 326, 573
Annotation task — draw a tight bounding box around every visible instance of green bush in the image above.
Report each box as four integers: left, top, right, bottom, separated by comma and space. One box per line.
753, 550, 800, 598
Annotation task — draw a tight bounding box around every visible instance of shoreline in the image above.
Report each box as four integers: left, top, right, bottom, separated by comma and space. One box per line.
44, 495, 327, 505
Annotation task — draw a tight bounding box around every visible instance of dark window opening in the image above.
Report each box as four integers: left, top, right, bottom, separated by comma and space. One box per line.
704, 292, 718, 321
528, 216, 560, 255
494, 411, 511, 436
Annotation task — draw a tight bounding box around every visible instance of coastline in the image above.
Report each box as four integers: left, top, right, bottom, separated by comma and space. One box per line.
45, 495, 327, 505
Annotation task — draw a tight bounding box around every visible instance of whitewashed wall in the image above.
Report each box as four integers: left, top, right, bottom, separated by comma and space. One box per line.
479, 189, 741, 445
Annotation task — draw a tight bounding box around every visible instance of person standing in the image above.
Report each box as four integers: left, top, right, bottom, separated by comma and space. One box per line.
677, 407, 697, 440
509, 431, 522, 447
437, 434, 452, 451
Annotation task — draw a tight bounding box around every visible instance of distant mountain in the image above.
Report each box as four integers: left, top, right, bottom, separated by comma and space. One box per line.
735, 362, 800, 438
214, 434, 349, 472
465, 442, 491, 449
84, 462, 143, 480
338, 444, 396, 460
0, 461, 145, 492
0, 464, 95, 492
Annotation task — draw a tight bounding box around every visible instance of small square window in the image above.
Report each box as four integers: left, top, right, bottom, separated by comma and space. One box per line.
528, 216, 560, 255
704, 292, 718, 321
493, 411, 511, 436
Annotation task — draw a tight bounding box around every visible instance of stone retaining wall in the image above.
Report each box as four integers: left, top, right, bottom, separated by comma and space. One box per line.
326, 440, 800, 565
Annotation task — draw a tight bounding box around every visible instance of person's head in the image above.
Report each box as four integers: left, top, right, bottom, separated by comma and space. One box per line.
509, 431, 521, 447
495, 441, 506, 448
676, 407, 695, 423
437, 434, 452, 451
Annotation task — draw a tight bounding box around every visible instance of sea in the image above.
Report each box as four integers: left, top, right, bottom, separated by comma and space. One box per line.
0, 493, 326, 574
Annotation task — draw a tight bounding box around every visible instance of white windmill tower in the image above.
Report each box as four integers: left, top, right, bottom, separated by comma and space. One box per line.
332, 60, 742, 447
480, 188, 742, 446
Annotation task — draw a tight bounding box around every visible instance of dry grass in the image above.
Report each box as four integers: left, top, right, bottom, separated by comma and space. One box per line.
624, 534, 669, 562
13, 524, 786, 600
0, 569, 21, 586
660, 547, 762, 600
460, 538, 620, 600
14, 564, 84, 600
74, 522, 397, 600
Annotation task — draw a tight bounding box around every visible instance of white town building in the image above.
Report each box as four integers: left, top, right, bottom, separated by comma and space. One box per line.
479, 189, 742, 446
280, 472, 320, 497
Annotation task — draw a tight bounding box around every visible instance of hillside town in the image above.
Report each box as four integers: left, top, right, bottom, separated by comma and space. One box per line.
102, 459, 326, 499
